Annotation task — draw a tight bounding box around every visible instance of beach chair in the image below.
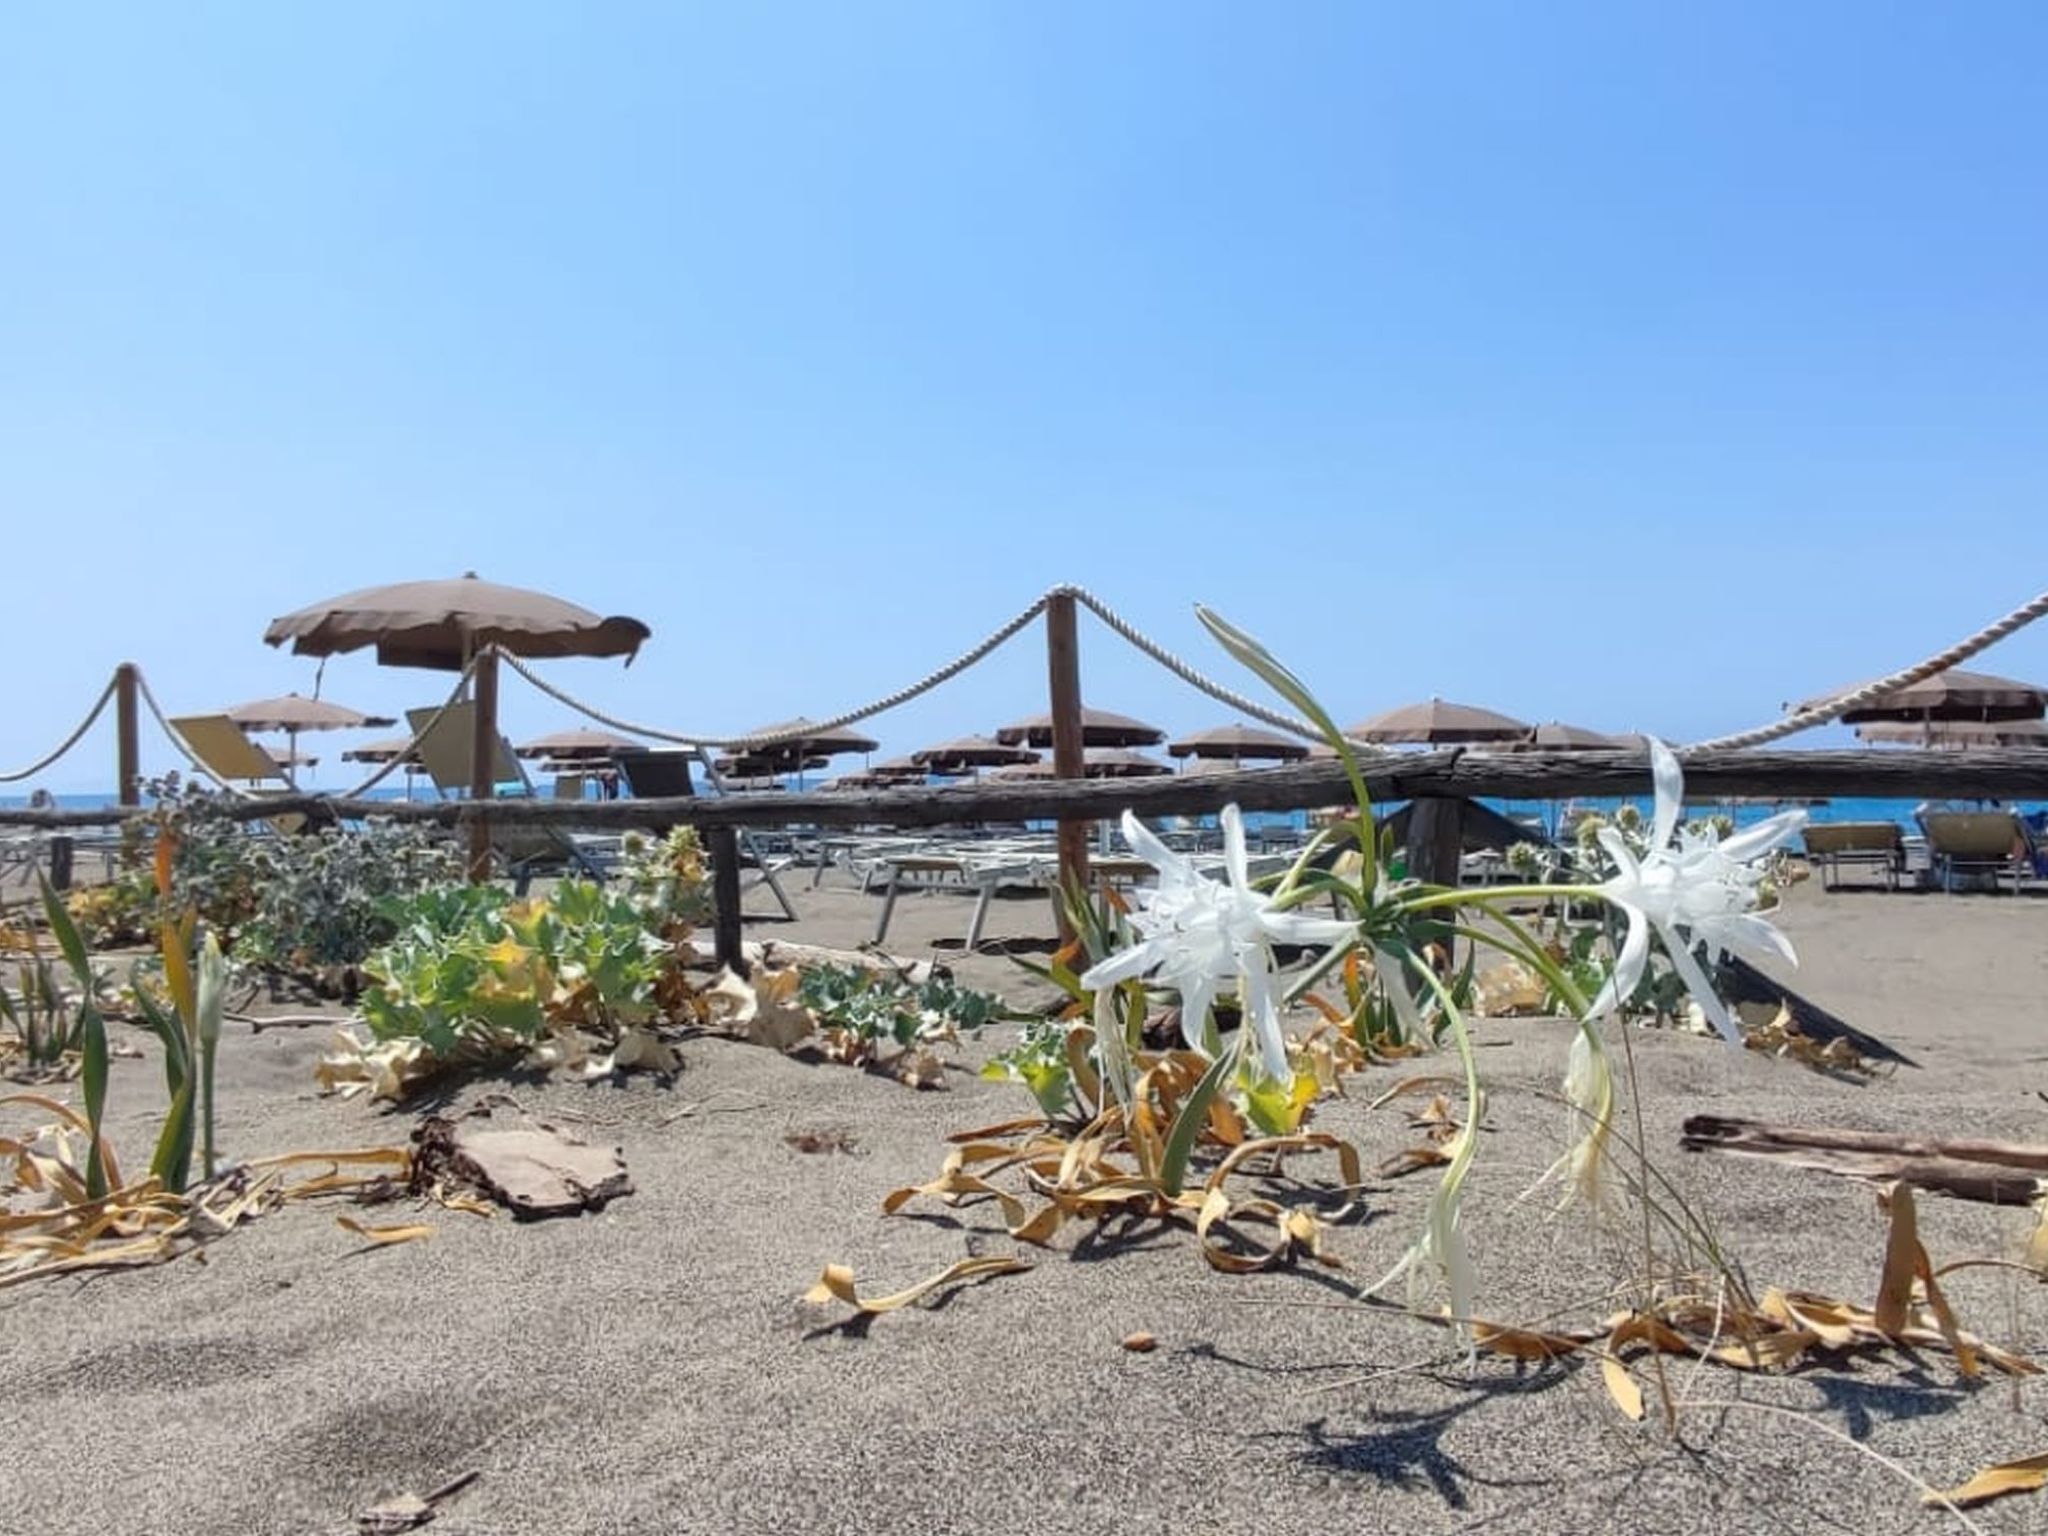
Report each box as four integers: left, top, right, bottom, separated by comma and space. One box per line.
406, 705, 613, 888
1800, 822, 1905, 892
1918, 810, 2031, 894
165, 714, 331, 835
613, 747, 799, 920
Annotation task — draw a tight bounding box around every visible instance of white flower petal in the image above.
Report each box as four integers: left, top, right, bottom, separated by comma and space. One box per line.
1079, 942, 1160, 992
1222, 804, 1251, 892
1720, 810, 1808, 864
1587, 909, 1649, 1020
1648, 737, 1685, 851
1120, 809, 1184, 880
1660, 922, 1739, 1044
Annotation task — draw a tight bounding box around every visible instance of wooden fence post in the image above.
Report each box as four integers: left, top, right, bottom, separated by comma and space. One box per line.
710, 825, 747, 976
114, 663, 140, 807
467, 648, 499, 882
1045, 592, 1088, 938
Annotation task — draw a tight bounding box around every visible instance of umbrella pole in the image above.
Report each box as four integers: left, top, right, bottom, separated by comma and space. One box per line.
1046, 592, 1089, 936
467, 647, 499, 880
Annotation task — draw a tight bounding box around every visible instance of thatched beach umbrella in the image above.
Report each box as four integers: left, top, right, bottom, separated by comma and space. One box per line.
991, 749, 1171, 780
994, 708, 1164, 749
1511, 721, 1632, 752
912, 735, 1039, 774
225, 692, 395, 787
715, 752, 831, 778
264, 573, 650, 875
1167, 723, 1310, 762
341, 736, 420, 766
1347, 699, 1529, 745
1795, 668, 2048, 726
1856, 719, 2048, 749
516, 727, 641, 761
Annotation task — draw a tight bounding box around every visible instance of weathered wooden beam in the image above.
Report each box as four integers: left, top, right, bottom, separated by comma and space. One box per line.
3, 748, 2044, 832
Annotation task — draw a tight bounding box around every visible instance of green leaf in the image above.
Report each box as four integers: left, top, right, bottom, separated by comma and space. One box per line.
1159, 1047, 1237, 1197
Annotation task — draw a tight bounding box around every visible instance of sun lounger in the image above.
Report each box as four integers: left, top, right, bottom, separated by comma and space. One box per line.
613, 747, 798, 920
405, 705, 613, 888
1918, 809, 2032, 894
1800, 822, 1905, 891
166, 714, 336, 836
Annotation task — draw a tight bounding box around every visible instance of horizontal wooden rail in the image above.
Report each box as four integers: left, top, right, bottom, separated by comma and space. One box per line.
4, 749, 2046, 832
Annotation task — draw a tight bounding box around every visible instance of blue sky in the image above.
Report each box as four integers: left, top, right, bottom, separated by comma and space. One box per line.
5, 4, 2046, 789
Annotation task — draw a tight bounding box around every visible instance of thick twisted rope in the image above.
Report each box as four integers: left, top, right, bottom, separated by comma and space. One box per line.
497, 597, 1053, 749
1061, 586, 1346, 744
327, 655, 482, 800
0, 673, 118, 783
1687, 585, 2048, 753
133, 669, 256, 798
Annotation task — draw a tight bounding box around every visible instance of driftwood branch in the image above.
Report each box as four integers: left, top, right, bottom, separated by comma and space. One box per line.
3, 747, 2045, 831
1681, 1115, 2048, 1206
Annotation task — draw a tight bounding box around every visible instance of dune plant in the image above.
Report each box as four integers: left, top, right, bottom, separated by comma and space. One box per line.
126, 840, 228, 1193
1009, 608, 1807, 1326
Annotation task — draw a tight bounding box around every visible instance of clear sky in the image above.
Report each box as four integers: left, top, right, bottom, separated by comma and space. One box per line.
5, 4, 2046, 790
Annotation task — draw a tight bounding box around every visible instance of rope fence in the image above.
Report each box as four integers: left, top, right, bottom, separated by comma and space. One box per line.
0, 674, 117, 784
7, 580, 2048, 818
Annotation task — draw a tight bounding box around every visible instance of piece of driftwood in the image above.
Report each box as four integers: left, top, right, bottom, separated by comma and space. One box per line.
1681, 1115, 2048, 1206
412, 1110, 632, 1220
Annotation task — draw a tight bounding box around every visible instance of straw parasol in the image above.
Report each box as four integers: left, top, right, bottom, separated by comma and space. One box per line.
1167, 723, 1310, 762
515, 727, 641, 761
994, 708, 1165, 748
715, 752, 831, 777
1856, 719, 2048, 749
226, 693, 395, 733
1794, 668, 2048, 725
341, 736, 420, 765
264, 573, 649, 671
1346, 699, 1530, 745
1511, 721, 1632, 751
225, 692, 395, 787
990, 749, 1172, 780
264, 747, 319, 770
263, 573, 651, 875
911, 735, 1040, 773
1181, 755, 1290, 777
738, 719, 880, 759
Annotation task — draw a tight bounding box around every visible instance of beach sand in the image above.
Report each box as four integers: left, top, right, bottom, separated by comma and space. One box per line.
5, 876, 2048, 1534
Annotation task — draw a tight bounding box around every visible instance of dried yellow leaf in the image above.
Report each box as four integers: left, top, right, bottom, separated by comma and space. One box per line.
336, 1216, 433, 1247
1924, 1452, 2048, 1509
1601, 1356, 1645, 1421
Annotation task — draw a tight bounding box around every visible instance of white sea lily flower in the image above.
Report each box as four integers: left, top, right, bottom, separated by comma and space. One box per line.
1079, 805, 1355, 1080
1589, 738, 1806, 1042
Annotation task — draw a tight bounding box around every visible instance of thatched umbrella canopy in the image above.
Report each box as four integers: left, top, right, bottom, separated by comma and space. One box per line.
224, 693, 394, 788
226, 693, 394, 732
1167, 723, 1310, 762
737, 718, 880, 760
1795, 668, 2048, 725
1511, 721, 1632, 751
1856, 719, 2048, 749
1347, 699, 1529, 745
716, 752, 830, 777
341, 736, 420, 765
989, 749, 1172, 780
994, 708, 1164, 749
912, 735, 1039, 774
263, 573, 649, 875
515, 727, 641, 761
264, 573, 649, 671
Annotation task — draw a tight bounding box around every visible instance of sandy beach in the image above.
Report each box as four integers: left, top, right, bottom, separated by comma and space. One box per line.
5, 876, 2048, 1536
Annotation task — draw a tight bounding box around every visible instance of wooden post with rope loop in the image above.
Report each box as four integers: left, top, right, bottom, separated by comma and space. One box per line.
1045, 591, 1089, 940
